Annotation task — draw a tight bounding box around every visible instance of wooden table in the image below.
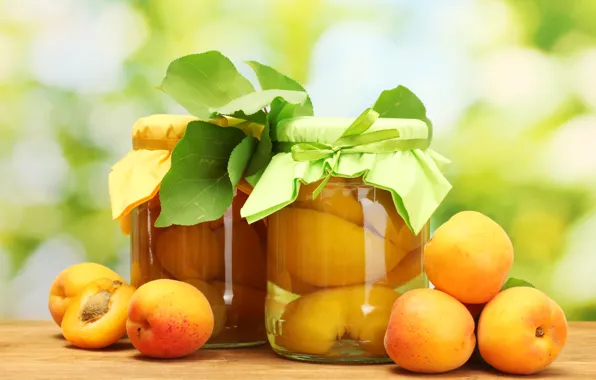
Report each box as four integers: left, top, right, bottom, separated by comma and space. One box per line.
1, 321, 594, 379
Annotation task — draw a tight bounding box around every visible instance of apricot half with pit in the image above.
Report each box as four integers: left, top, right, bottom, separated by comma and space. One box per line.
61, 278, 136, 349
49, 262, 125, 326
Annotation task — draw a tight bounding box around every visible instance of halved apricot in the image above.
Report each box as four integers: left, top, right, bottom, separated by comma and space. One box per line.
48, 262, 125, 326
61, 278, 136, 349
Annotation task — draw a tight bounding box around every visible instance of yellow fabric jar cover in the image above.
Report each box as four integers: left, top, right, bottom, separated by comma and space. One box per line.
108, 114, 258, 235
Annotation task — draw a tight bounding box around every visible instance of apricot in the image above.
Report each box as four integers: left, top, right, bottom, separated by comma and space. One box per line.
477, 286, 568, 375
126, 279, 214, 358
61, 278, 136, 349
384, 288, 476, 373
268, 207, 406, 287
155, 224, 224, 281
183, 279, 226, 339
277, 284, 399, 356
210, 281, 267, 344
424, 211, 514, 304
212, 221, 266, 290
48, 262, 125, 326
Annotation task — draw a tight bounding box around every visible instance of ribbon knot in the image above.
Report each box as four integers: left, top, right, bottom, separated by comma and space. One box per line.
286, 108, 430, 199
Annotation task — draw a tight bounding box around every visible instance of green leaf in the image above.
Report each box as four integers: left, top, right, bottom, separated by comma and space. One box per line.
214, 89, 307, 117
229, 110, 267, 124
155, 121, 245, 227
372, 85, 434, 143
228, 136, 258, 188
246, 60, 314, 123
244, 120, 272, 187
501, 277, 535, 291
161, 51, 255, 118
242, 61, 315, 186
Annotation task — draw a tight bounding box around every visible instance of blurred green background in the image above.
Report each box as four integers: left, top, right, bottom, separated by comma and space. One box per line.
0, 0, 595, 320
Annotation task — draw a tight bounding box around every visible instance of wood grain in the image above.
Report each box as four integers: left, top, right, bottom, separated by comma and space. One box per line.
0, 321, 593, 379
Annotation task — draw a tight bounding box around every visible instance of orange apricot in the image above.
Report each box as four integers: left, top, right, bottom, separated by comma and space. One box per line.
61, 278, 136, 349
478, 286, 568, 375
126, 279, 214, 359
384, 288, 476, 373
423, 211, 514, 304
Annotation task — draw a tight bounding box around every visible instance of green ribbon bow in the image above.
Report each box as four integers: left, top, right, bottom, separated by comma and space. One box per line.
275, 108, 431, 199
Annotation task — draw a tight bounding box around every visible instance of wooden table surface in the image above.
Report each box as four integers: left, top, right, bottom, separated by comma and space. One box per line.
1, 321, 594, 379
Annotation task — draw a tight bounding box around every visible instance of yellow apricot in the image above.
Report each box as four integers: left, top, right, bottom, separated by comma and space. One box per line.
424, 211, 514, 304
277, 284, 399, 356
155, 224, 224, 281
268, 207, 406, 287
48, 262, 125, 326
61, 278, 136, 349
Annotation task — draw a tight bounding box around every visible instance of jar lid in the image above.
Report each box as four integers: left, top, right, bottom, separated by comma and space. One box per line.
109, 114, 259, 235
272, 116, 430, 150
241, 110, 452, 235
132, 114, 229, 150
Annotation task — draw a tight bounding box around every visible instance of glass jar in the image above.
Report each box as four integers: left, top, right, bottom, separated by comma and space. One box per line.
110, 114, 268, 348
130, 190, 268, 348
236, 86, 451, 363
264, 177, 429, 363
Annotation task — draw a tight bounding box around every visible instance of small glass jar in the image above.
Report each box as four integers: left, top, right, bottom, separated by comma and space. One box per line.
130, 189, 268, 348
265, 177, 429, 363
111, 114, 268, 348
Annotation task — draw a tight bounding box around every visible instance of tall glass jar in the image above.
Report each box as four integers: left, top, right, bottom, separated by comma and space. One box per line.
265, 177, 429, 363
110, 114, 267, 348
